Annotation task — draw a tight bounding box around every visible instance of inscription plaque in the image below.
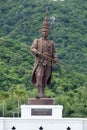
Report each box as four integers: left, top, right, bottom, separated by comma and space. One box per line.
31, 108, 52, 116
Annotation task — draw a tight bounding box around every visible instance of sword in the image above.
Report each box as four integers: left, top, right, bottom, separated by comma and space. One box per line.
42, 54, 64, 65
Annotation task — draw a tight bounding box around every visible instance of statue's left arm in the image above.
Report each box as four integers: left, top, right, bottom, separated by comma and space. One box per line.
52, 41, 58, 62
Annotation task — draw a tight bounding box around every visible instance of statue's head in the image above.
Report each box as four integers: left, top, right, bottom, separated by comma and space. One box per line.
41, 8, 50, 35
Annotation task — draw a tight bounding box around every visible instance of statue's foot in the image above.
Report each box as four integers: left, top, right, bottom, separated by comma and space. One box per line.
35, 95, 40, 99
36, 94, 51, 99
40, 95, 51, 98
44, 95, 51, 98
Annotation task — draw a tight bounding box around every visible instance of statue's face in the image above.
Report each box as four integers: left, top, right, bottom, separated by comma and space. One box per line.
41, 28, 49, 38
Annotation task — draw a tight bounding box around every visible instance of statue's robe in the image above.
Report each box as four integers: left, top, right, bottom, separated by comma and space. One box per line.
30, 37, 58, 85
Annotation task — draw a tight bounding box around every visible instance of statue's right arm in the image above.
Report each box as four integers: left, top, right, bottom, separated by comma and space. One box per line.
30, 39, 38, 56
31, 39, 43, 58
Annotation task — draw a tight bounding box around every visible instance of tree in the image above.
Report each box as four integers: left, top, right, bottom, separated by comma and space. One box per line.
14, 89, 28, 117
0, 91, 10, 117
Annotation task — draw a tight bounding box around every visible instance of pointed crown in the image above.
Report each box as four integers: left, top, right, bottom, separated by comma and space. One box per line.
42, 8, 50, 30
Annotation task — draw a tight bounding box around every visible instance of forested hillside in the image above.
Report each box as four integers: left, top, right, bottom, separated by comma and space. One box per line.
0, 0, 87, 117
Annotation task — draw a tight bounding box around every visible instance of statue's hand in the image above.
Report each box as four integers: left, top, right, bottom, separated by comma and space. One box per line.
36, 51, 43, 58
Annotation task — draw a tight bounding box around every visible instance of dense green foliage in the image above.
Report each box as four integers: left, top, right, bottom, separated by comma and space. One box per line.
0, 0, 87, 117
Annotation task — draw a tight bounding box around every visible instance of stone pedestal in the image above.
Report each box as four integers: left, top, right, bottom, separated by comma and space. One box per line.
28, 98, 55, 105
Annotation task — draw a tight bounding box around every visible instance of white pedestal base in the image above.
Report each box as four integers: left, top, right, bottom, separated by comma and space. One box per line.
21, 105, 63, 119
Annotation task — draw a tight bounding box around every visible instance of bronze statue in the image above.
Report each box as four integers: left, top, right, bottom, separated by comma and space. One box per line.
30, 9, 59, 98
